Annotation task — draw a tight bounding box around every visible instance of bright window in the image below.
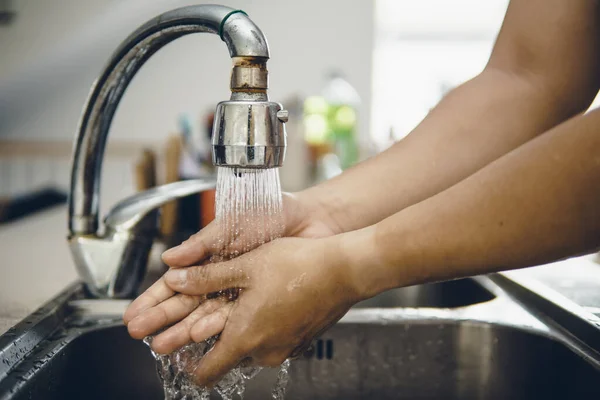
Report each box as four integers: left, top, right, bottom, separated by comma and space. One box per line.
371, 0, 509, 145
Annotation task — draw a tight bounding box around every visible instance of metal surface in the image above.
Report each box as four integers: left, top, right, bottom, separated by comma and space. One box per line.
354, 278, 495, 308
0, 283, 82, 382
69, 226, 156, 299
212, 100, 287, 168
66, 4, 287, 298
504, 257, 600, 319
0, 277, 599, 399
492, 273, 600, 358
69, 4, 271, 236
230, 63, 269, 91
104, 178, 216, 232
69, 179, 216, 299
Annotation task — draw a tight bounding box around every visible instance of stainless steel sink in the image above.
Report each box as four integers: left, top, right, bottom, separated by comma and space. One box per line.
1, 277, 599, 400
271, 321, 600, 399
354, 278, 494, 308
2, 321, 599, 400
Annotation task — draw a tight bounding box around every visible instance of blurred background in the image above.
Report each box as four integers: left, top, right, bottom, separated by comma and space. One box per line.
0, 0, 519, 317
0, 0, 515, 201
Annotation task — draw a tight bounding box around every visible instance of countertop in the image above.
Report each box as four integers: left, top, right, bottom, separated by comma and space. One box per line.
0, 206, 76, 334
0, 159, 139, 335
1, 207, 600, 335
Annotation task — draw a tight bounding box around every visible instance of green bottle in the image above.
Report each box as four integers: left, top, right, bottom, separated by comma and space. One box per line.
321, 71, 360, 170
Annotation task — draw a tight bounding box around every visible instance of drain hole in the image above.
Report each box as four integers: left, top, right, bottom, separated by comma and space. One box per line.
305, 339, 334, 360
316, 339, 324, 359
325, 339, 333, 359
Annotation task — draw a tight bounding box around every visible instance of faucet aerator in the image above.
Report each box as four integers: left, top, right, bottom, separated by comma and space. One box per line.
212, 100, 287, 169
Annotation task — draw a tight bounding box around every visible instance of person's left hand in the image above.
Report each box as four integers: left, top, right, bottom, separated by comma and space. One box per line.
123, 193, 341, 354
156, 234, 364, 387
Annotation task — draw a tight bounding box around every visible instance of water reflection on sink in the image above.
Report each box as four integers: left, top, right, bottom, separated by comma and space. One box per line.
354, 278, 495, 308
6, 321, 599, 400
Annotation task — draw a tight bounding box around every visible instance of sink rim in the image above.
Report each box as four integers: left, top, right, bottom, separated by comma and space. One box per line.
1, 274, 599, 397
1, 315, 598, 400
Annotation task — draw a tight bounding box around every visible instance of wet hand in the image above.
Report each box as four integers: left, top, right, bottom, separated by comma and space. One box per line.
123, 193, 341, 353
161, 235, 363, 387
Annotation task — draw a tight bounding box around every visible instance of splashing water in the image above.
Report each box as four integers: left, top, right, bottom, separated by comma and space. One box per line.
145, 167, 290, 400
271, 360, 291, 400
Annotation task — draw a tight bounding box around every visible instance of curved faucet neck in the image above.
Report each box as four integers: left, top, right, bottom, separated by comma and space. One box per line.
68, 5, 270, 236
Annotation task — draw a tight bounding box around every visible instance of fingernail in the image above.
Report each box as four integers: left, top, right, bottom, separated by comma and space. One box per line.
165, 268, 187, 286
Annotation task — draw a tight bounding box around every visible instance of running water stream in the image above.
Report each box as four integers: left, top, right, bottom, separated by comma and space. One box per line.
145, 167, 289, 400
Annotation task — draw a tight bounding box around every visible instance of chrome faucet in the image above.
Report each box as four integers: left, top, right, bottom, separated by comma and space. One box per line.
68, 5, 287, 298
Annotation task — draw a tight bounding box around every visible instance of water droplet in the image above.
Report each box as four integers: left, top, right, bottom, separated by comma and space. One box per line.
144, 166, 287, 399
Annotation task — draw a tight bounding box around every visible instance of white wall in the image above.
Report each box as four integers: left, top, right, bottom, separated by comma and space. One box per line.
371, 0, 508, 144
0, 0, 374, 145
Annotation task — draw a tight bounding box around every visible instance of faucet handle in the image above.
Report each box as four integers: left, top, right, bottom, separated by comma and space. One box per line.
104, 178, 217, 233
70, 178, 216, 299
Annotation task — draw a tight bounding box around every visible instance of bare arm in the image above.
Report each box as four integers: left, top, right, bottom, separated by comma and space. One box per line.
148, 106, 600, 386
303, 0, 600, 234
347, 107, 600, 297
124, 1, 600, 384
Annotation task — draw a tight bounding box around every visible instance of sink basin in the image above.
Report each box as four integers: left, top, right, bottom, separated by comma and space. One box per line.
2, 320, 598, 400
1, 278, 598, 400
354, 278, 495, 308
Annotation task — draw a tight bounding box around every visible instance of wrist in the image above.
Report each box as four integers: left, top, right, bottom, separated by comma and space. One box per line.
295, 189, 346, 235
333, 225, 388, 302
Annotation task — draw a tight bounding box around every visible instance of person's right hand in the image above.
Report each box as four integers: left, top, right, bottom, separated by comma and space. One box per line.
123, 192, 341, 354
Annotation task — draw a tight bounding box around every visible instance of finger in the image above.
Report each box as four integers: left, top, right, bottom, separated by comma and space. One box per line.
162, 222, 219, 268
196, 225, 265, 261
127, 293, 201, 339
193, 331, 248, 387
163, 260, 246, 295
221, 228, 275, 257
151, 298, 229, 354
190, 302, 234, 344
123, 277, 174, 325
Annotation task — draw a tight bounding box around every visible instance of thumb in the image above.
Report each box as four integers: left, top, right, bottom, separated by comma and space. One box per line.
162, 222, 219, 267
163, 259, 246, 295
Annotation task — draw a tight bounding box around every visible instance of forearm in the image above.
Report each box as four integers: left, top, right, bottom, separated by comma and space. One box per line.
348, 108, 600, 298
301, 68, 582, 234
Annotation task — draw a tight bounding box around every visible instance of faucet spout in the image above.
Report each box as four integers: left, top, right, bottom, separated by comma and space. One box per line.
67, 5, 287, 298
69, 5, 270, 236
